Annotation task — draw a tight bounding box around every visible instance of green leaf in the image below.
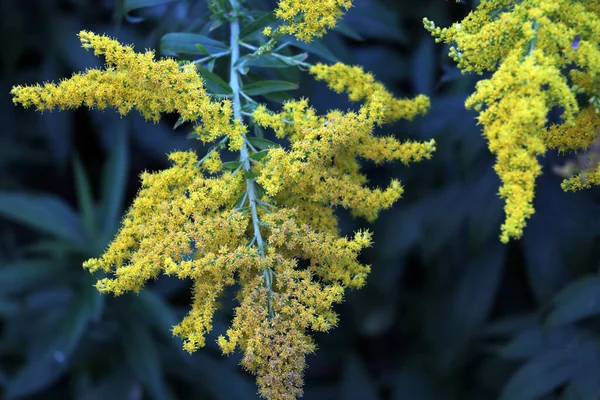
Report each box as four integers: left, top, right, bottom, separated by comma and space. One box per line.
123, 0, 179, 14
260, 90, 293, 104
0, 193, 90, 251
122, 322, 170, 400
21, 239, 81, 258
334, 20, 364, 41
498, 326, 578, 360
173, 116, 186, 130
222, 161, 242, 170
247, 137, 279, 150
242, 80, 298, 96
281, 36, 339, 63
78, 367, 136, 400
206, 58, 217, 72
240, 12, 276, 40
446, 242, 505, 342
500, 349, 573, 400
479, 313, 538, 338
249, 150, 269, 161
547, 276, 600, 327
0, 260, 68, 296
195, 65, 233, 95
73, 155, 96, 238
6, 286, 94, 398
195, 43, 209, 55
160, 33, 228, 56
99, 131, 129, 248
242, 55, 289, 69
340, 355, 378, 400
134, 290, 178, 342
242, 53, 308, 69
233, 191, 248, 208
243, 170, 257, 180
209, 18, 225, 32
392, 369, 438, 400
563, 337, 600, 399
412, 37, 435, 95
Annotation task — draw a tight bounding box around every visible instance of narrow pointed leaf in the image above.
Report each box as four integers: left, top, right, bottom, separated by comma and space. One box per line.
547, 276, 600, 327
334, 20, 364, 41
242, 80, 298, 96
0, 260, 68, 296
122, 322, 170, 400
500, 350, 572, 400
173, 116, 186, 130
134, 290, 178, 342
6, 286, 94, 397
124, 0, 179, 13
160, 33, 228, 56
0, 193, 90, 250
240, 12, 276, 40
247, 137, 279, 150
195, 43, 209, 55
222, 161, 241, 170
340, 355, 378, 400
195, 65, 233, 95
249, 150, 269, 161
123, 0, 179, 21
243, 55, 291, 69
281, 36, 339, 62
73, 155, 96, 237
100, 130, 128, 246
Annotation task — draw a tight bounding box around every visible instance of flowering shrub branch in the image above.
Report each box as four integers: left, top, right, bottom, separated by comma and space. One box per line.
424, 0, 600, 243
10, 0, 434, 398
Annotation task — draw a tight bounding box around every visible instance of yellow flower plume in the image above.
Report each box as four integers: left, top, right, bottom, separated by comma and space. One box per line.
10, 31, 246, 149
11, 31, 434, 399
425, 0, 600, 243
269, 0, 353, 42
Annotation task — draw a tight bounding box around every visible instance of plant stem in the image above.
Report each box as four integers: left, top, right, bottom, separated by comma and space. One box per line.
229, 0, 274, 319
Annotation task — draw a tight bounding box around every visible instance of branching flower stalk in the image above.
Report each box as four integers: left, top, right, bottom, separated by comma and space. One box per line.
229, 0, 274, 319
10, 0, 435, 398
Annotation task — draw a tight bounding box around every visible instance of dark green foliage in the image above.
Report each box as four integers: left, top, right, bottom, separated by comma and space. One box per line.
1, 0, 599, 399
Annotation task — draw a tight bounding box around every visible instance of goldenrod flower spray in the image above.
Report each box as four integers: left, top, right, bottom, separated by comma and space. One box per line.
11, 0, 434, 397
424, 0, 600, 243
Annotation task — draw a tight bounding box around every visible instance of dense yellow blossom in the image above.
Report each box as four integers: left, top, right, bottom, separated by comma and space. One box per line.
562, 165, 600, 191
425, 0, 600, 242
269, 0, 353, 42
12, 29, 433, 399
253, 65, 435, 222
310, 63, 431, 123
10, 31, 246, 147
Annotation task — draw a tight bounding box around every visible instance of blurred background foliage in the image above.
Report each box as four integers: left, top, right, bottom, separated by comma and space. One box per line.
0, 0, 599, 399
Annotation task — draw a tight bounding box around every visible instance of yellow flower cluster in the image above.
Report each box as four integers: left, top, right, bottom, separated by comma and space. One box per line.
83, 150, 374, 398
12, 32, 433, 399
562, 165, 600, 191
218, 209, 372, 399
253, 63, 435, 222
425, 0, 600, 243
10, 31, 246, 150
309, 63, 431, 123
269, 0, 353, 42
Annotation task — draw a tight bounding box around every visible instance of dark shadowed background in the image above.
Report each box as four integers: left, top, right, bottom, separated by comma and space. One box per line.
1, 0, 599, 399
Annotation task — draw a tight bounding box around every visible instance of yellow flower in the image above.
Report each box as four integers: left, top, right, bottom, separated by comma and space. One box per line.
11, 31, 246, 145
269, 0, 353, 42
425, 0, 600, 242
13, 30, 433, 400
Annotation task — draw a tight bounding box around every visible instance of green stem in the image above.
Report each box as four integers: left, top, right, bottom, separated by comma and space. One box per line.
229, 0, 274, 319
526, 20, 539, 57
